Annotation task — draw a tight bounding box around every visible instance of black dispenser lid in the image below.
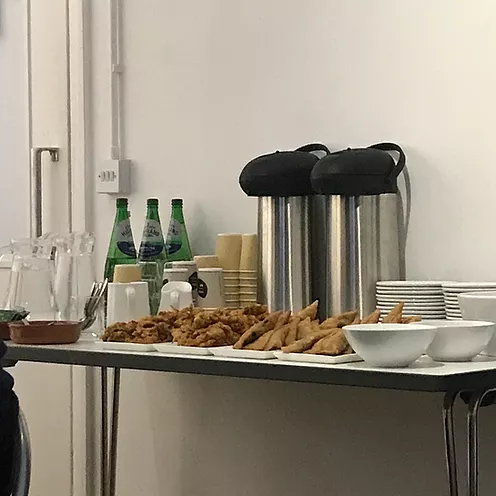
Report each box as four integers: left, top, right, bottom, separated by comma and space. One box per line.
239, 143, 331, 197
310, 142, 406, 196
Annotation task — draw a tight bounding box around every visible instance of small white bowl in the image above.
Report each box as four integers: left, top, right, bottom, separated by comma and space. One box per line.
425, 319, 495, 362
343, 323, 437, 367
458, 292, 496, 355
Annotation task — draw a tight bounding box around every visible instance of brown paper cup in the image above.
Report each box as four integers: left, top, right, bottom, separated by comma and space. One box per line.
113, 264, 142, 283
240, 234, 257, 271
216, 234, 242, 270
194, 255, 221, 268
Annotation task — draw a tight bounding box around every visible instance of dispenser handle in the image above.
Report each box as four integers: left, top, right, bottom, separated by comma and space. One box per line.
295, 143, 331, 155
368, 142, 405, 177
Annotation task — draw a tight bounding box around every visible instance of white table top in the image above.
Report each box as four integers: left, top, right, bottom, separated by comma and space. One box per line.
6, 336, 496, 392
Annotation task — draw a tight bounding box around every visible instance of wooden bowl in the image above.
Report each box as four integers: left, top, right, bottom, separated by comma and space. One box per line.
0, 323, 10, 340
9, 321, 82, 345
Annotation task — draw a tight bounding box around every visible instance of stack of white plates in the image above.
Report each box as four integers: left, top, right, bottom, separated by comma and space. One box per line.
376, 281, 446, 320
443, 282, 496, 320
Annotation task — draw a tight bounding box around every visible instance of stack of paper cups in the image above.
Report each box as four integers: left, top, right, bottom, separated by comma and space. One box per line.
239, 269, 257, 306
216, 234, 242, 307
223, 269, 240, 308
239, 234, 257, 305
215, 233, 258, 308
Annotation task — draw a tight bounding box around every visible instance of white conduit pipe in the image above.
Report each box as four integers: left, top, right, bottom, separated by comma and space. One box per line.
110, 0, 123, 160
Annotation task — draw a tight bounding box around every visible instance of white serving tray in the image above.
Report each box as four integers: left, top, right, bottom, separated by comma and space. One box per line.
99, 341, 156, 352
273, 351, 363, 365
153, 343, 213, 356
209, 346, 276, 360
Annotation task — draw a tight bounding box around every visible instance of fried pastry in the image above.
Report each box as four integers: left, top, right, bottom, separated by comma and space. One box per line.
402, 315, 421, 323
274, 311, 291, 330
243, 304, 269, 317
264, 323, 291, 351
361, 309, 381, 324
305, 329, 348, 355
244, 329, 276, 350
383, 302, 404, 323
335, 310, 359, 327
173, 322, 239, 347
320, 317, 339, 329
343, 343, 354, 354
282, 327, 337, 353
284, 317, 301, 346
234, 311, 282, 349
296, 301, 319, 321
297, 317, 314, 339
102, 317, 173, 344
104, 304, 267, 347
320, 310, 358, 329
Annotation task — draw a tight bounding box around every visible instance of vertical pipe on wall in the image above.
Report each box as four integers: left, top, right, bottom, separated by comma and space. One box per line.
109, 0, 122, 160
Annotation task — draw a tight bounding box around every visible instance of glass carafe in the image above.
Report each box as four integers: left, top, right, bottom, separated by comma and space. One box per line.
53, 232, 97, 321
3, 237, 56, 320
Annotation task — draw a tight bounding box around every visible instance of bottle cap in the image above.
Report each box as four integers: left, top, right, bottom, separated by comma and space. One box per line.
116, 198, 128, 207
171, 198, 183, 206
147, 198, 159, 206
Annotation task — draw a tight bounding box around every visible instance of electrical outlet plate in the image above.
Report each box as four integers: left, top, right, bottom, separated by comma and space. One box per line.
96, 159, 131, 194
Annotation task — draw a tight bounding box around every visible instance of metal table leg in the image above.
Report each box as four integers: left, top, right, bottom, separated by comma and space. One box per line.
101, 367, 108, 496
443, 390, 460, 496
109, 368, 121, 496
467, 387, 496, 496
100, 367, 121, 496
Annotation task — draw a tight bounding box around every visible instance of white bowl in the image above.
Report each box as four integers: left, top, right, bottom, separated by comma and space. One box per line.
458, 292, 496, 355
425, 319, 495, 362
343, 323, 437, 367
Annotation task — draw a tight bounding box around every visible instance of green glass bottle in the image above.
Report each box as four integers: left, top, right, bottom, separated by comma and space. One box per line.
138, 198, 167, 314
104, 198, 137, 282
165, 198, 193, 261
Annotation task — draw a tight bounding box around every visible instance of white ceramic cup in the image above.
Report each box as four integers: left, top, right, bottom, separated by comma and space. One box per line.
163, 267, 189, 286
197, 268, 225, 308
170, 261, 198, 302
159, 281, 193, 311
107, 281, 150, 325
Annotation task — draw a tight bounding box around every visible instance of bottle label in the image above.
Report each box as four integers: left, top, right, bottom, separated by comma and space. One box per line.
116, 219, 137, 257
139, 220, 165, 258
166, 219, 182, 255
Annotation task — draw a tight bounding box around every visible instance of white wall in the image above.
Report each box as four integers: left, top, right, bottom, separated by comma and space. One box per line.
0, 3, 73, 496
0, 0, 30, 244
89, 1, 496, 495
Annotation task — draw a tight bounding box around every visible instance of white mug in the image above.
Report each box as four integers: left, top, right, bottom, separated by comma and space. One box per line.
107, 281, 150, 325
159, 281, 193, 311
170, 261, 198, 302
197, 268, 225, 308
162, 267, 189, 286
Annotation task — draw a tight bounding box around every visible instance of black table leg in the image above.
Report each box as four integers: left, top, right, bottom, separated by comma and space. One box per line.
443, 390, 460, 496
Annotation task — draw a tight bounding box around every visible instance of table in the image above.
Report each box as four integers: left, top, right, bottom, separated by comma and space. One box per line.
6, 337, 496, 496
